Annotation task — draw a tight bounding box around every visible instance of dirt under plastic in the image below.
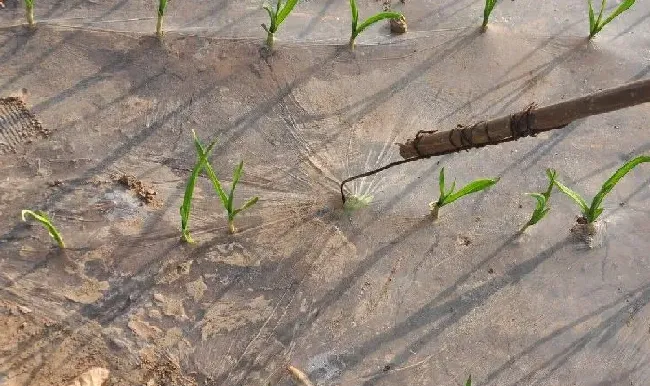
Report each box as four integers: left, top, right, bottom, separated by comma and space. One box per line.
0, 1, 650, 385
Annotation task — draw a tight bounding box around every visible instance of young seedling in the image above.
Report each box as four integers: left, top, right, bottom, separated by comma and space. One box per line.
193, 135, 259, 234
349, 0, 402, 50
156, 0, 168, 37
520, 169, 557, 232
429, 168, 499, 220
482, 0, 498, 31
343, 193, 373, 213
466, 375, 472, 386
554, 155, 650, 235
21, 209, 65, 248
588, 0, 635, 38
24, 0, 34, 26
179, 131, 218, 243
261, 0, 299, 48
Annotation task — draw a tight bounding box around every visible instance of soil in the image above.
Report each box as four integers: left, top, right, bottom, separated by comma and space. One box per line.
0, 96, 49, 154
389, 16, 408, 34
1, 1, 650, 385
115, 174, 159, 206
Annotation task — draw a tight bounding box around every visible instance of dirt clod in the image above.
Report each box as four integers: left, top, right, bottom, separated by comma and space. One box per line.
17, 305, 33, 314
115, 174, 159, 205
570, 217, 605, 248
139, 349, 197, 386
390, 16, 408, 34
457, 235, 472, 246
65, 367, 110, 386
48, 179, 64, 187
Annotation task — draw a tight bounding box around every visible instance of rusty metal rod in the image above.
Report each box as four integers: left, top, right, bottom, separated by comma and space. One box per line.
398, 78, 650, 159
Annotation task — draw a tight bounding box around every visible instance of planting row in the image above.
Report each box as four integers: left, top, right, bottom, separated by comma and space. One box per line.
20, 130, 650, 249
16, 0, 637, 47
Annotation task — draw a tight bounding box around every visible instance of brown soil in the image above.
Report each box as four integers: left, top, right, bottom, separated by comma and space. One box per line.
0, 96, 49, 154
114, 174, 159, 206
1, 3, 649, 383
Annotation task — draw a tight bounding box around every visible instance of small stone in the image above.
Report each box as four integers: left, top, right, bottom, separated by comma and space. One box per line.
457, 235, 472, 246
18, 305, 32, 314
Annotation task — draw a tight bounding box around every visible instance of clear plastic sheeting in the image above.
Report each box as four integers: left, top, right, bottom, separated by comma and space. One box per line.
0, 1, 649, 385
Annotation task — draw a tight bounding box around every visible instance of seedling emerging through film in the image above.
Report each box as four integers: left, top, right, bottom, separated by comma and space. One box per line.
343, 193, 373, 213
156, 0, 168, 37
588, 0, 635, 38
466, 375, 472, 386
429, 168, 499, 220
262, 0, 299, 48
24, 0, 34, 26
193, 133, 259, 234
482, 0, 498, 31
349, 0, 402, 50
179, 131, 218, 243
21, 210, 65, 248
554, 155, 650, 234
521, 169, 557, 232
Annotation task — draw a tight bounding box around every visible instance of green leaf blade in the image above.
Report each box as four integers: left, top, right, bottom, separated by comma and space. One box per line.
355, 11, 402, 36
228, 161, 245, 214
193, 132, 228, 209
180, 161, 204, 238
262, 5, 277, 32
438, 168, 446, 199
446, 180, 456, 198
528, 192, 547, 212
276, 0, 299, 26
588, 0, 596, 33
589, 155, 649, 221
158, 0, 168, 17
544, 168, 557, 199
204, 162, 229, 209
233, 196, 259, 217
484, 0, 497, 18
553, 178, 590, 217
350, 0, 359, 33
525, 193, 550, 226
601, 0, 635, 29
21, 209, 65, 248
441, 178, 499, 206
181, 130, 218, 242
595, 0, 607, 26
